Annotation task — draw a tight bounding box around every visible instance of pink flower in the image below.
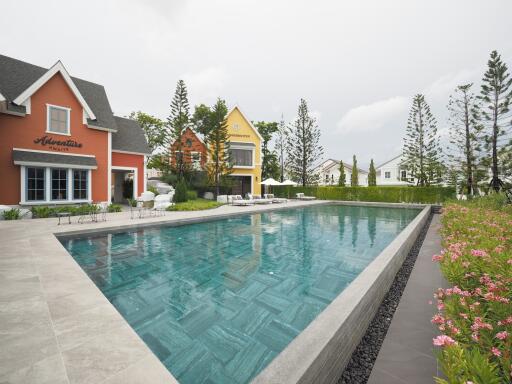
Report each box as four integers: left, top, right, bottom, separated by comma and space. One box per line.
491, 347, 501, 357
431, 314, 445, 325
471, 249, 489, 258
496, 331, 508, 340
459, 313, 468, 320
432, 254, 443, 262
433, 335, 456, 347
507, 259, 512, 265
462, 261, 471, 268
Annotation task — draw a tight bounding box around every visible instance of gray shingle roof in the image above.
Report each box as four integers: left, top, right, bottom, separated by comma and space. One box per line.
0, 54, 117, 131
112, 116, 151, 154
12, 149, 98, 167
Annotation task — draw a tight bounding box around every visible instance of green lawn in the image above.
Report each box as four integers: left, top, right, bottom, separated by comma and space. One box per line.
167, 198, 223, 211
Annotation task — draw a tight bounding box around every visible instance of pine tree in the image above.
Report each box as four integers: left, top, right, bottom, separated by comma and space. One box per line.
337, 160, 346, 186
402, 94, 442, 186
204, 99, 232, 198
446, 83, 484, 196
275, 115, 287, 182
254, 121, 279, 179
478, 50, 512, 191
286, 99, 323, 186
351, 155, 359, 186
167, 80, 190, 180
368, 159, 377, 186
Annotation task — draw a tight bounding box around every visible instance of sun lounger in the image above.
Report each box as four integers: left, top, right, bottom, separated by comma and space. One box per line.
231, 195, 254, 206
247, 194, 272, 204
296, 192, 316, 200
264, 193, 288, 203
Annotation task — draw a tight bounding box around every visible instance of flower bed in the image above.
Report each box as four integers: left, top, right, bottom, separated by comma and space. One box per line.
432, 199, 512, 383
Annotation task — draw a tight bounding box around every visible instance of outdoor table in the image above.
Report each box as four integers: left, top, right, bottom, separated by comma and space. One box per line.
56, 212, 71, 225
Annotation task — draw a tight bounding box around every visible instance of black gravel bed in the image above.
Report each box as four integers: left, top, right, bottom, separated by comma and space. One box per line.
337, 212, 434, 384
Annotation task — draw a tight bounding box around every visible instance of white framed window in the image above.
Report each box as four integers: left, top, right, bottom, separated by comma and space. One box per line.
385, 171, 391, 179
73, 170, 88, 200
26, 167, 46, 201
191, 152, 201, 170
47, 104, 71, 135
51, 168, 68, 200
229, 148, 253, 167
401, 170, 407, 180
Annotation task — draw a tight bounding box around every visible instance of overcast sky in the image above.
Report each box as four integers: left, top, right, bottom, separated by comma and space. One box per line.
1, 0, 511, 167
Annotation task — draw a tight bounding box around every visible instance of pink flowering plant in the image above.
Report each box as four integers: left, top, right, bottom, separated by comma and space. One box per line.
432, 202, 511, 384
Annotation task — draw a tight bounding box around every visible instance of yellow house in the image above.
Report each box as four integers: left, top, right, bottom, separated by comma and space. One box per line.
225, 106, 262, 196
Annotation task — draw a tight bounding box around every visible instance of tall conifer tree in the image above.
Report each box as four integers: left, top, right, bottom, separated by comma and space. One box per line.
275, 115, 287, 182
446, 84, 483, 196
168, 80, 190, 180
351, 155, 359, 186
286, 99, 323, 186
337, 160, 346, 186
204, 99, 232, 198
478, 50, 512, 191
402, 94, 442, 186
368, 159, 377, 186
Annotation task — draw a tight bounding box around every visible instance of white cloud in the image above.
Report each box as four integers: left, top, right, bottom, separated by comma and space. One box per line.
182, 67, 228, 105
336, 97, 408, 134
423, 69, 479, 102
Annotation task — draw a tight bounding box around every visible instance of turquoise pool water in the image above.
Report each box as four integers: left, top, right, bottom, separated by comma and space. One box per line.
62, 204, 419, 384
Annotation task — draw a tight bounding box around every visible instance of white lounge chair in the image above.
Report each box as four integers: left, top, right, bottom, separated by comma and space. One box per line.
152, 193, 174, 215
247, 193, 272, 204
296, 192, 316, 201
264, 193, 288, 203
231, 195, 254, 206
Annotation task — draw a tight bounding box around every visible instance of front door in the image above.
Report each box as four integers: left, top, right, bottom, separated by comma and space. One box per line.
231, 176, 252, 197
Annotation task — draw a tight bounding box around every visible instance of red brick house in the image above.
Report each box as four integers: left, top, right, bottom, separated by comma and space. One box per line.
0, 54, 150, 206
170, 127, 207, 170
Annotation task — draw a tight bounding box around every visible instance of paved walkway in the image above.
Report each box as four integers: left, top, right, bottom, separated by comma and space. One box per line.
367, 214, 447, 384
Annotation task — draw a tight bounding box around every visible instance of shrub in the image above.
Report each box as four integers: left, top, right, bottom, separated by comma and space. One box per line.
273, 185, 455, 204
431, 200, 512, 383
2, 208, 21, 220
167, 198, 222, 211
107, 203, 122, 213
127, 198, 137, 207
31, 206, 52, 218
174, 180, 188, 203
186, 190, 198, 200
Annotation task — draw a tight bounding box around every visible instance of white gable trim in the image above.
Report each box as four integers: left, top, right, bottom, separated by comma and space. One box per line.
227, 105, 264, 142
13, 61, 97, 120
376, 154, 402, 169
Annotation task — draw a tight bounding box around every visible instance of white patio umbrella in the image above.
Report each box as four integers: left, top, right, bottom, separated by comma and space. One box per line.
281, 179, 297, 186
260, 178, 282, 194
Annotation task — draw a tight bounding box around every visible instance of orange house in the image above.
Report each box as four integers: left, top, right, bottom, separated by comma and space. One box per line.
0, 54, 150, 206
169, 127, 207, 170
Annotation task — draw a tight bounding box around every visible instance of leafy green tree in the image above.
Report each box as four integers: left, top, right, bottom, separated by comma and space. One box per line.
402, 94, 442, 186
478, 50, 512, 191
275, 115, 287, 182
254, 121, 279, 179
129, 111, 166, 170
191, 103, 214, 136
203, 99, 232, 197
351, 155, 359, 186
265, 152, 281, 180
368, 159, 377, 186
286, 99, 323, 186
337, 160, 346, 186
446, 83, 484, 196
167, 80, 190, 180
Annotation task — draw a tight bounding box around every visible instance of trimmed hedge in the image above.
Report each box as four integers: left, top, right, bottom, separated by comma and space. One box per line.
273, 186, 455, 204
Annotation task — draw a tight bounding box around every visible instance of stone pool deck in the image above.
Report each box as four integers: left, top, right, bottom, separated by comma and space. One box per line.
367, 214, 447, 384
0, 200, 326, 384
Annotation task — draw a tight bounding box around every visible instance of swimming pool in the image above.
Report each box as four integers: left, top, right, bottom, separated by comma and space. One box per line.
61, 204, 420, 384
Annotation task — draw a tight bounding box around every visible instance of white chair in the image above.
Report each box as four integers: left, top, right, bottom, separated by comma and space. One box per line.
264, 193, 288, 203
247, 193, 272, 204
231, 195, 254, 206
296, 192, 316, 200
153, 194, 174, 215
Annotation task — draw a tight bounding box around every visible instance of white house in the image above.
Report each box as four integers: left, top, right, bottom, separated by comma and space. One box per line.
314, 159, 368, 186
376, 154, 415, 186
